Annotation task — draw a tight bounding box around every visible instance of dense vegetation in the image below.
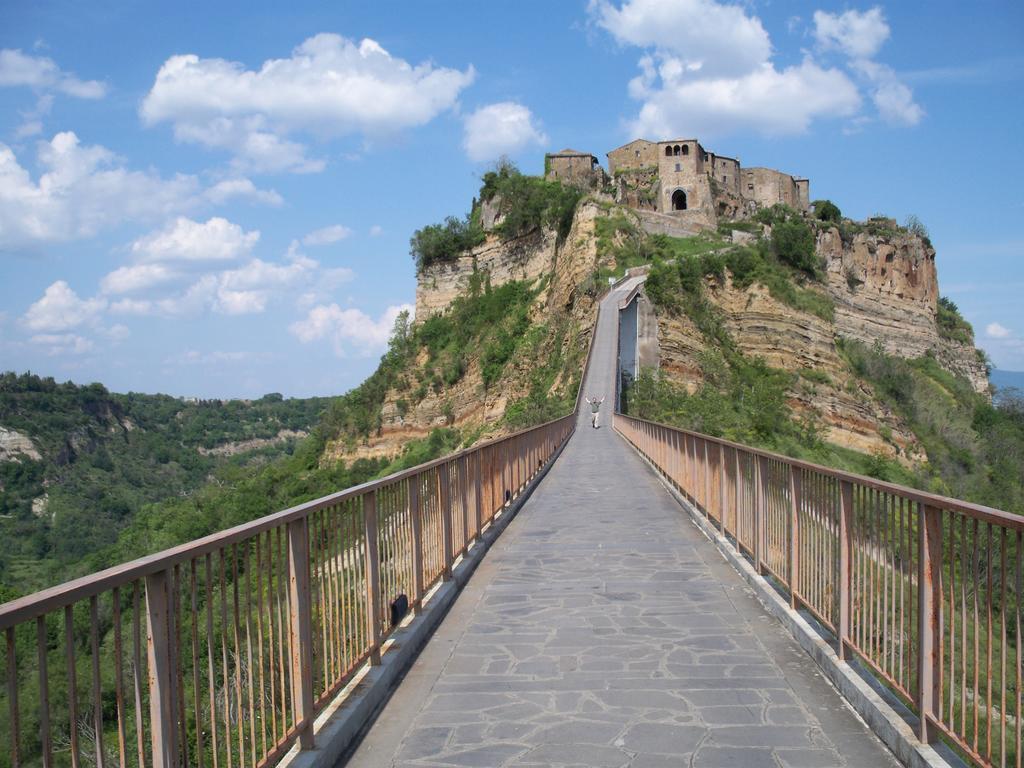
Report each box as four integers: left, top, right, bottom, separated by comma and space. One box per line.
840, 340, 1023, 511
411, 161, 582, 272
936, 295, 976, 345
0, 374, 328, 593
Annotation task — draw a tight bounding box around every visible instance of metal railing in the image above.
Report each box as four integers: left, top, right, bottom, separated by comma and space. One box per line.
0, 413, 575, 768
614, 413, 1022, 768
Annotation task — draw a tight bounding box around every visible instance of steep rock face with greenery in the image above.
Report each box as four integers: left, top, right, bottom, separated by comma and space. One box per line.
322, 166, 604, 467
619, 202, 1021, 513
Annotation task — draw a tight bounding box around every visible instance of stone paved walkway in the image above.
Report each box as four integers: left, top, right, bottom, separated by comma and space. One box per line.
345, 282, 899, 767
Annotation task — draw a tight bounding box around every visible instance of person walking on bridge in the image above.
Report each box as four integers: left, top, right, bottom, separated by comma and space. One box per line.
585, 395, 604, 429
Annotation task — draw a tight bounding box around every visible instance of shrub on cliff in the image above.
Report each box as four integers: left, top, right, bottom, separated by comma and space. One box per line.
937, 296, 974, 344
770, 219, 817, 274
410, 215, 486, 272
480, 160, 582, 244
813, 199, 841, 223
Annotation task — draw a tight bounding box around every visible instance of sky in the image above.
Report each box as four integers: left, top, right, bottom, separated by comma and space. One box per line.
1, 0, 1022, 399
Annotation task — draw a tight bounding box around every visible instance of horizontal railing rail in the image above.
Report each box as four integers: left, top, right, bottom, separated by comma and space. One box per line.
0, 415, 576, 768
614, 412, 1022, 768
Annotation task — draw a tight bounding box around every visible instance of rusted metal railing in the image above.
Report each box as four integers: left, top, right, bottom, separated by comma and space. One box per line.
0, 414, 575, 768
615, 413, 1022, 768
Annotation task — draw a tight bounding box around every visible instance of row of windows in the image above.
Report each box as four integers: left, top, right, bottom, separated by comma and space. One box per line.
665, 144, 689, 156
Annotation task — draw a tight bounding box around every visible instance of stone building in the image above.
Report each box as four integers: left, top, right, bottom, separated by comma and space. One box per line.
544, 149, 605, 188
603, 136, 810, 228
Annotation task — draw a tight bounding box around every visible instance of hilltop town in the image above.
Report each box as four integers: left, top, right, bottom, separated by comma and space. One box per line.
546, 137, 809, 230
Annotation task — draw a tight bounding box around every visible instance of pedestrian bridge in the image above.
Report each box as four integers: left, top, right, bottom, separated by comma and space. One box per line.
1, 282, 1019, 768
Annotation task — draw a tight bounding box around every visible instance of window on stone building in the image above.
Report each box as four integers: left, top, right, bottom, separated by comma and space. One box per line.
748, 184, 754, 191
665, 146, 672, 157
675, 163, 681, 172
674, 145, 681, 156
722, 175, 727, 184
671, 189, 687, 211
682, 145, 689, 156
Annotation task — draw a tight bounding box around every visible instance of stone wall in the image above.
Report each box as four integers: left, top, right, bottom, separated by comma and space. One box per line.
744, 167, 803, 210
608, 139, 658, 174
546, 152, 606, 189
707, 154, 741, 196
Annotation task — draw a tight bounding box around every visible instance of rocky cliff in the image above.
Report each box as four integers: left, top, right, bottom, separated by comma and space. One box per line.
325, 201, 608, 465
819, 226, 987, 393
335, 183, 987, 472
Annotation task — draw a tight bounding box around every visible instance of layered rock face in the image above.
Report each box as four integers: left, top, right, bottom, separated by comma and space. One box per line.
653, 279, 924, 462
345, 195, 987, 470
819, 227, 987, 393
327, 202, 606, 465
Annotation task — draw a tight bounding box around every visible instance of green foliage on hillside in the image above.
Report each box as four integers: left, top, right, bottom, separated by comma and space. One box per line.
410, 215, 487, 272
0, 373, 329, 593
936, 296, 975, 345
813, 199, 842, 223
840, 340, 1024, 512
411, 161, 583, 273
754, 205, 819, 275
480, 160, 583, 243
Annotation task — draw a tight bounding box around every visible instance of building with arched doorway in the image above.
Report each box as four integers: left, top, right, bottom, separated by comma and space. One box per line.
605, 136, 809, 229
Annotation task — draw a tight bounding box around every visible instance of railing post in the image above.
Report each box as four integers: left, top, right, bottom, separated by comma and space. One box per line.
439, 462, 454, 580
409, 474, 424, 611
363, 492, 382, 666
789, 467, 802, 609
918, 504, 943, 743
474, 452, 483, 537
838, 479, 853, 661
286, 517, 315, 748
703, 440, 711, 515
145, 569, 180, 768
719, 443, 728, 532
756, 456, 769, 573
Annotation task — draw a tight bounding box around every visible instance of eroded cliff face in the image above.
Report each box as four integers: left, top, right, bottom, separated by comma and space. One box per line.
653, 278, 924, 463
324, 202, 606, 466
649, 224, 987, 463
819, 228, 987, 393
332, 193, 987, 471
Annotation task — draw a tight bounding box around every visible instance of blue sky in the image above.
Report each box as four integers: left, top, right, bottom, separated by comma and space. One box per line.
1, 0, 1022, 398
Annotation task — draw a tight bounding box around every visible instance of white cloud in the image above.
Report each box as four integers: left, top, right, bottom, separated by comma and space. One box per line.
852, 60, 925, 126
290, 302, 413, 356
109, 298, 153, 315
129, 217, 259, 263
592, 0, 917, 138
462, 102, 549, 162
628, 57, 861, 138
813, 8, 890, 59
204, 177, 283, 206
871, 78, 925, 126
591, 0, 770, 78
141, 33, 474, 174
28, 333, 94, 355
987, 322, 1012, 339
302, 224, 352, 246
369, 224, 383, 237
101, 263, 179, 295
0, 132, 200, 250
22, 281, 106, 332
0, 49, 106, 98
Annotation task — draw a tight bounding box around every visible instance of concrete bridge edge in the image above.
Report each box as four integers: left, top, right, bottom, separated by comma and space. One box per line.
278, 430, 575, 768
618, 431, 968, 768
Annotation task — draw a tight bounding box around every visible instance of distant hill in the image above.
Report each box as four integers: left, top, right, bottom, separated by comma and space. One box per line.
0, 372, 329, 593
